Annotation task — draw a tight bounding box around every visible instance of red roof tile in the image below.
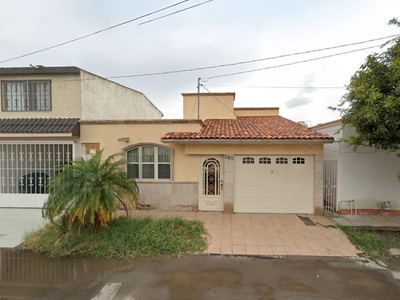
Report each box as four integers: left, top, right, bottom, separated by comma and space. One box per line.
161, 116, 333, 141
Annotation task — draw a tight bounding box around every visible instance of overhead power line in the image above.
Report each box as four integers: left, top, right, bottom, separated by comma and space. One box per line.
107, 35, 398, 80
139, 0, 213, 25
0, 0, 208, 64
205, 85, 345, 89
203, 44, 383, 81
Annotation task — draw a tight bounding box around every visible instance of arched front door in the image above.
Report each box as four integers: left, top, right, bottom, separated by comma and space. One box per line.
199, 157, 223, 211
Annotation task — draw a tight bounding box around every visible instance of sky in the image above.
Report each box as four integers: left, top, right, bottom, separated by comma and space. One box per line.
1, 0, 399, 126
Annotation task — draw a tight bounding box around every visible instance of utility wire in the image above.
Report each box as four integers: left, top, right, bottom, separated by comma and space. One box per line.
205, 85, 345, 89
139, 0, 213, 25
204, 44, 383, 81
201, 84, 238, 116
0, 0, 193, 64
107, 35, 398, 80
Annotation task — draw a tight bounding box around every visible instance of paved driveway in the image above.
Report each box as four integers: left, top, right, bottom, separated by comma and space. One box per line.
127, 211, 360, 257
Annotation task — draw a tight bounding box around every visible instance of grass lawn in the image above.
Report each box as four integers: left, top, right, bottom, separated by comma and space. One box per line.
22, 216, 209, 260
338, 226, 400, 262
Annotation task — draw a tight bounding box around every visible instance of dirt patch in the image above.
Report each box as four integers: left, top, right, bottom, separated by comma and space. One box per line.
375, 230, 400, 248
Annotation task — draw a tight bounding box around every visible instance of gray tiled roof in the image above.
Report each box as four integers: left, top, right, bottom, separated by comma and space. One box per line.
0, 118, 80, 135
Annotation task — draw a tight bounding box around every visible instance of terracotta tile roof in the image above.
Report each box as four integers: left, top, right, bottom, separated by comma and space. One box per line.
161, 116, 333, 141
0, 118, 80, 135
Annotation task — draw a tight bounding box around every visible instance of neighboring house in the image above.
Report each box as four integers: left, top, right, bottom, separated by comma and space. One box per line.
0, 66, 162, 208
312, 120, 400, 215
80, 92, 333, 215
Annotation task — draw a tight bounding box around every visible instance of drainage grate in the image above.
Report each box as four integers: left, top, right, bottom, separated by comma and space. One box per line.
297, 215, 317, 226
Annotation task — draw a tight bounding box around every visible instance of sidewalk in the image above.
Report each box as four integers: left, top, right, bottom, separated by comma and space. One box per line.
331, 214, 400, 229
0, 208, 46, 248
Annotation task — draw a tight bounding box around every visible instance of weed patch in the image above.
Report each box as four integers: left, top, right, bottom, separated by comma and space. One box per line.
22, 216, 209, 260
338, 226, 396, 262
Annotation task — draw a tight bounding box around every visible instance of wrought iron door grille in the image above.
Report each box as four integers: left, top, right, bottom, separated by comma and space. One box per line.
203, 158, 221, 196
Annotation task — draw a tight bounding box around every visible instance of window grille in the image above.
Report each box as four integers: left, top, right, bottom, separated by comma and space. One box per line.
2, 80, 51, 111
293, 157, 305, 164
276, 157, 288, 164
242, 157, 254, 164
259, 157, 271, 164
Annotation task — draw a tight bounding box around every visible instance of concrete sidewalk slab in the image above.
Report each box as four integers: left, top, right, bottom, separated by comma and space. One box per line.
0, 208, 46, 248
127, 211, 360, 257
331, 214, 400, 229
332, 215, 376, 227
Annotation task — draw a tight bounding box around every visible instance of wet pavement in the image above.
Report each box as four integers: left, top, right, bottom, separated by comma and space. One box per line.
0, 250, 399, 300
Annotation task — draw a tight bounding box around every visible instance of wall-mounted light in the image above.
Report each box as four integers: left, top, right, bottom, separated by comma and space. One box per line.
118, 137, 130, 142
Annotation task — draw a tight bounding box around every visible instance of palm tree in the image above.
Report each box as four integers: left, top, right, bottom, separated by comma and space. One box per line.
43, 150, 139, 230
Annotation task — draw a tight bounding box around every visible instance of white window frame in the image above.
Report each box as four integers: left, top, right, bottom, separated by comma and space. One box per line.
126, 145, 172, 180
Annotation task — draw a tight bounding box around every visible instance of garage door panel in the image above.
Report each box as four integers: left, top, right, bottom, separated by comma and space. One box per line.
241, 170, 256, 180
240, 184, 257, 195
292, 201, 306, 210
258, 185, 273, 194
257, 170, 272, 180
274, 201, 289, 210
234, 155, 314, 213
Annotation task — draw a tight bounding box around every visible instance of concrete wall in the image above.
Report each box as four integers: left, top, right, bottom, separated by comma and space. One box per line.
80, 71, 162, 120
0, 73, 82, 118
183, 93, 235, 119
138, 181, 198, 211
318, 124, 400, 211
234, 108, 279, 116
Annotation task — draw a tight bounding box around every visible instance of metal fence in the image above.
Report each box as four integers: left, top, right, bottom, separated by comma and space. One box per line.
323, 160, 337, 213
0, 143, 73, 194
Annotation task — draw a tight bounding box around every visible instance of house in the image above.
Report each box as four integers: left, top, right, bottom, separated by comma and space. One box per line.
80, 92, 333, 215
311, 119, 400, 215
0, 66, 162, 208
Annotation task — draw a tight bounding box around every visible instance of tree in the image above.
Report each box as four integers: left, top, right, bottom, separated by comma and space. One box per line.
330, 18, 400, 154
43, 150, 139, 230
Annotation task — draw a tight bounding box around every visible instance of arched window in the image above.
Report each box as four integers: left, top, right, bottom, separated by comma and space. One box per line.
242, 157, 255, 164
259, 157, 271, 164
276, 157, 288, 164
126, 146, 171, 179
293, 157, 305, 164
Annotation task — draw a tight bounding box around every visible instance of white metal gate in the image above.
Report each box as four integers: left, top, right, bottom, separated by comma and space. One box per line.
323, 160, 337, 212
0, 143, 74, 207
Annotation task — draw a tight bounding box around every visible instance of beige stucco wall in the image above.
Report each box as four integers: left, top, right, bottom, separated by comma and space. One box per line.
183, 93, 236, 119
0, 73, 82, 118
80, 71, 162, 120
184, 143, 324, 155
234, 108, 279, 116
80, 121, 202, 181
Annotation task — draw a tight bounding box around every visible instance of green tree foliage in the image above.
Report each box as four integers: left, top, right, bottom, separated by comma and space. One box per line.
330, 18, 400, 154
43, 151, 139, 230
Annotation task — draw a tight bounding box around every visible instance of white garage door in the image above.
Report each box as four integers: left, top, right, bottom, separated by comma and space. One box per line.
234, 155, 314, 213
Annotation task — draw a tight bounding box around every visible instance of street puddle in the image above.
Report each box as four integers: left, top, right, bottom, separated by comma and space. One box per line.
0, 248, 135, 299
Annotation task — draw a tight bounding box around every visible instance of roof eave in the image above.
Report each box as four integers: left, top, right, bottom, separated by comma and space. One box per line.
161, 139, 333, 144
0, 133, 74, 138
